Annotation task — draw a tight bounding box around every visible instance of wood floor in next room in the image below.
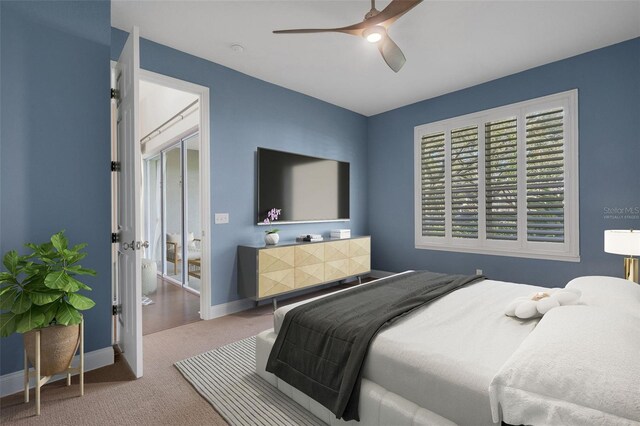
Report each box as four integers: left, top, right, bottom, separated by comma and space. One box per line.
143, 277, 201, 336
0, 278, 370, 425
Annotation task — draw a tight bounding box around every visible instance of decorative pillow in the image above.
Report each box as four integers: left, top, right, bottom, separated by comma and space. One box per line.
167, 233, 181, 244
490, 306, 640, 425
505, 288, 581, 319
167, 233, 199, 250
566, 275, 640, 317
187, 232, 197, 249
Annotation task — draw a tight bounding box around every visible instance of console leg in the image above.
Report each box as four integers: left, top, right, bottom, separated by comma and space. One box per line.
358, 276, 362, 285
272, 298, 278, 311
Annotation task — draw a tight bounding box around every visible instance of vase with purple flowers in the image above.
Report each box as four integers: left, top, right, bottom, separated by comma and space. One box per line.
263, 208, 282, 245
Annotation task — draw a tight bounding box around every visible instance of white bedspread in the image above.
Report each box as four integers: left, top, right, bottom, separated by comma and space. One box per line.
273, 274, 544, 426
490, 305, 640, 425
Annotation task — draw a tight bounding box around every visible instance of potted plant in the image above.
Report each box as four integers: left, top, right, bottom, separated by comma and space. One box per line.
263, 208, 282, 245
0, 231, 96, 376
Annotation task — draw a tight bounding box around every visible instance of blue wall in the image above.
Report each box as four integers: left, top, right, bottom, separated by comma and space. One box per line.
111, 29, 369, 307
0, 1, 111, 375
368, 38, 640, 287
1, 6, 636, 379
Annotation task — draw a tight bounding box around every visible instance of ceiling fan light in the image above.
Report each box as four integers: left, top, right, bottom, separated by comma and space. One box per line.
363, 26, 385, 43
367, 32, 382, 43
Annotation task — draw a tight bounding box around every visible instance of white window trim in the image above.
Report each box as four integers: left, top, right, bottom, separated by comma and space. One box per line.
414, 90, 579, 262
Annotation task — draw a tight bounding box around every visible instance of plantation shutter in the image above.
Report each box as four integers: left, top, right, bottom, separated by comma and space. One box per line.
450, 126, 479, 238
415, 90, 577, 261
421, 132, 446, 237
526, 108, 565, 242
485, 118, 518, 241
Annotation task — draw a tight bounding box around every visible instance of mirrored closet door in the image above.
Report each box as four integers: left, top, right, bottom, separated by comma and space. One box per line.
144, 132, 201, 294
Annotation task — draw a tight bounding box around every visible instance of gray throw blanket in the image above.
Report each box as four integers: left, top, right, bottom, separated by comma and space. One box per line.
266, 270, 484, 421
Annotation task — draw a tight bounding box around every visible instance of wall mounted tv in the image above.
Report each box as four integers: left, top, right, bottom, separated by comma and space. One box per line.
257, 148, 350, 224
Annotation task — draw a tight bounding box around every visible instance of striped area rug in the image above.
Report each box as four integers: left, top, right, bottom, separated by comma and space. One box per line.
175, 336, 325, 426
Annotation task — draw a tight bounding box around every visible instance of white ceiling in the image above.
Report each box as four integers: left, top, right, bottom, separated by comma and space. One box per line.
139, 80, 198, 137
112, 1, 640, 116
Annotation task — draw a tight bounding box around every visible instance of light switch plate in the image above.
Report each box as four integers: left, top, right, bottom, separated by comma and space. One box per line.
215, 213, 229, 224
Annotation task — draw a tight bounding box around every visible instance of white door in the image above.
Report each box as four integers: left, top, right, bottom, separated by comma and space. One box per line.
116, 27, 143, 378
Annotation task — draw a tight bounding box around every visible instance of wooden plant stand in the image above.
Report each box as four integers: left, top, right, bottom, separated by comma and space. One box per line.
23, 319, 84, 416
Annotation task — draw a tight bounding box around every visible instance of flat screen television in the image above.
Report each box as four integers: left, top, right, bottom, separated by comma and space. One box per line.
257, 148, 350, 224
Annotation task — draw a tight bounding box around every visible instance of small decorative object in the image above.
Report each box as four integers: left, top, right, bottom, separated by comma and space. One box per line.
604, 229, 640, 283
263, 208, 282, 245
505, 288, 581, 319
0, 230, 96, 415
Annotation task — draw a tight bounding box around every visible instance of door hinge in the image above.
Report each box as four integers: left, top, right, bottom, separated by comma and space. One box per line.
111, 232, 120, 243
111, 161, 121, 172
110, 88, 118, 100
112, 304, 121, 315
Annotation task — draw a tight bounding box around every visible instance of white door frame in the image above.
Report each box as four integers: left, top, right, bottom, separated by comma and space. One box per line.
138, 69, 212, 320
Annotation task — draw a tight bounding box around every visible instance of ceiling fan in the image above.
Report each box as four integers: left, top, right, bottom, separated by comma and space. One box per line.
273, 0, 423, 73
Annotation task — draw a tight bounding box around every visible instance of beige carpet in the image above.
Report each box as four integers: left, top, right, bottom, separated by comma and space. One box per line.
0, 280, 366, 425
0, 307, 275, 425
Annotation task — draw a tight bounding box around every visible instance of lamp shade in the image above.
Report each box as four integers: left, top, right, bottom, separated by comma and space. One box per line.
604, 230, 640, 256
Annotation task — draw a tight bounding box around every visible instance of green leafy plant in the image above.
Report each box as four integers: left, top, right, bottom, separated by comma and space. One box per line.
0, 231, 96, 337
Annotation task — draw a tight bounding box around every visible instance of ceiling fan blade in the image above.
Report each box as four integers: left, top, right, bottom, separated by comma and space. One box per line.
274, 22, 366, 36
373, 0, 423, 27
378, 35, 406, 72
273, 0, 423, 37
274, 28, 348, 34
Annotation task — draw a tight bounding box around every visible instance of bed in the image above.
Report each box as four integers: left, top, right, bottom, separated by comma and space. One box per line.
255, 272, 640, 426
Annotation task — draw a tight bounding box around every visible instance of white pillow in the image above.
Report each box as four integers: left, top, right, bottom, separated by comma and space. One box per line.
167, 233, 182, 253
167, 233, 181, 244
187, 232, 198, 249
566, 275, 640, 317
166, 232, 199, 250
490, 305, 640, 425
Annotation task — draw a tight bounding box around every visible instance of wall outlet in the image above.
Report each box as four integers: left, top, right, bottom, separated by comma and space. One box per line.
215, 213, 229, 224
476, 269, 483, 275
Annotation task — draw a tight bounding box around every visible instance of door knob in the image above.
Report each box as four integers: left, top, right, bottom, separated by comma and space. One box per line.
122, 240, 150, 250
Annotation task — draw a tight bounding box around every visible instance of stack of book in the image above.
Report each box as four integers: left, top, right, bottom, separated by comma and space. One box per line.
296, 234, 324, 242
331, 229, 351, 239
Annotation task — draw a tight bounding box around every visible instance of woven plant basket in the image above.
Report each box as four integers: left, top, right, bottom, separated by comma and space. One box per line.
24, 324, 80, 376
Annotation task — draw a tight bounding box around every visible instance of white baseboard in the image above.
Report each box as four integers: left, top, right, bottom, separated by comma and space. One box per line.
0, 346, 114, 398
204, 271, 399, 319
206, 298, 255, 320
203, 271, 396, 320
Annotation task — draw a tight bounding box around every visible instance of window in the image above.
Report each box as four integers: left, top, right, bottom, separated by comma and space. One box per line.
414, 90, 579, 261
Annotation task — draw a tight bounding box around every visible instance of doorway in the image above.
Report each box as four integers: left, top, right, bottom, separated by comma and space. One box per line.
111, 59, 211, 360
142, 136, 201, 334
138, 77, 209, 335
